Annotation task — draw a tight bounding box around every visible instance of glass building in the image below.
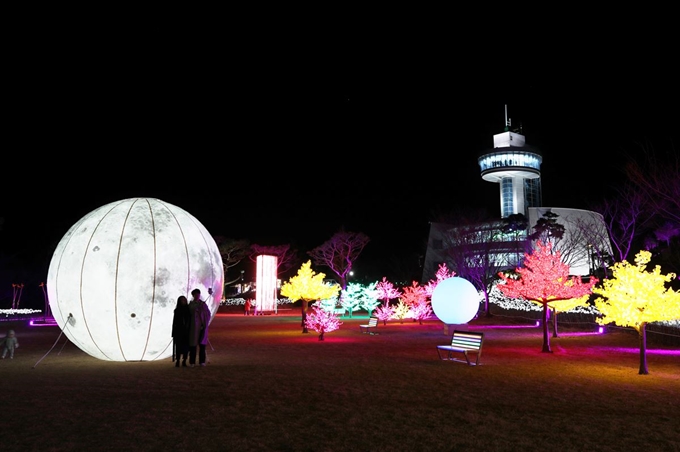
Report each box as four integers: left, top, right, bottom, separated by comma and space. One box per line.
478, 129, 542, 218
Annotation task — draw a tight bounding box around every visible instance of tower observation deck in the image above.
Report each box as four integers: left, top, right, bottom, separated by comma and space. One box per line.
478, 109, 542, 218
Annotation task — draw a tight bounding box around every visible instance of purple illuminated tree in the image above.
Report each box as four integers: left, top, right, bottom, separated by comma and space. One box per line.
308, 230, 370, 290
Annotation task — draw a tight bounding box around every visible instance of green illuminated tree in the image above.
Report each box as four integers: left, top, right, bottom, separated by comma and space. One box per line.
592, 250, 680, 375
281, 260, 340, 333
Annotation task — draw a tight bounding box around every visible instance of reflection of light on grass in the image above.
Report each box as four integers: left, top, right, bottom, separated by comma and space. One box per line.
598, 347, 680, 356
472, 323, 540, 329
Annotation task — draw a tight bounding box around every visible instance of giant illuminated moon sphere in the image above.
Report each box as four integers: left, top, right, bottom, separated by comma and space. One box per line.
431, 277, 480, 324
46, 198, 224, 362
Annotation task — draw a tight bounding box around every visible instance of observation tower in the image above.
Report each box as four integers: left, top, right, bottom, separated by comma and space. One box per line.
478, 106, 542, 218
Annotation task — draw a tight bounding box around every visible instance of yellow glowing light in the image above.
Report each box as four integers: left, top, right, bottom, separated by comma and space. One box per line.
46, 198, 224, 362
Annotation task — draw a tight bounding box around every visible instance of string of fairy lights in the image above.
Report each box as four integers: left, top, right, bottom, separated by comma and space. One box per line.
4, 289, 678, 340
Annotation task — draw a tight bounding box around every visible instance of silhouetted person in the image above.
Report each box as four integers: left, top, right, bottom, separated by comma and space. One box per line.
188, 288, 211, 367
172, 295, 191, 367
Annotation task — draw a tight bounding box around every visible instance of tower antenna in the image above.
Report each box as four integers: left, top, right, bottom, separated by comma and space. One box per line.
504, 104, 511, 131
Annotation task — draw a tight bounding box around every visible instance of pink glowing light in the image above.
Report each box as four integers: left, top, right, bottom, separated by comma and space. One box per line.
256, 255, 278, 314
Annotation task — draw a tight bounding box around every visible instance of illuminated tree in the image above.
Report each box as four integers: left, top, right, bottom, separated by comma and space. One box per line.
374, 304, 395, 326
410, 299, 433, 325
316, 295, 340, 313
392, 299, 411, 324
400, 281, 427, 322
592, 250, 680, 375
440, 215, 511, 318
376, 277, 401, 307
357, 281, 380, 317
281, 261, 340, 333
424, 263, 455, 297
308, 230, 370, 290
548, 294, 592, 337
340, 282, 375, 318
305, 303, 343, 341
498, 241, 598, 353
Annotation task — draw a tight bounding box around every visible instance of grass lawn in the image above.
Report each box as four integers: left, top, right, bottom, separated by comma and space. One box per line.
1, 307, 679, 452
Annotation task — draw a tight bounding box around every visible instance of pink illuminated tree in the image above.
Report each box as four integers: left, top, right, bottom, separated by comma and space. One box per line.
281, 261, 340, 333
410, 298, 433, 325
497, 241, 599, 353
400, 281, 428, 323
308, 230, 370, 290
373, 304, 395, 326
424, 263, 455, 298
305, 303, 343, 341
375, 277, 402, 307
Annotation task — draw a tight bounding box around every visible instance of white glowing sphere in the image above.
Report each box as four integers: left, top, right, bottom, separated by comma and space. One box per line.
431, 277, 480, 324
46, 198, 224, 362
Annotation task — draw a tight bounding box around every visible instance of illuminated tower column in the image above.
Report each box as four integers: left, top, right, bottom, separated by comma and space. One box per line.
477, 115, 542, 218
256, 254, 278, 314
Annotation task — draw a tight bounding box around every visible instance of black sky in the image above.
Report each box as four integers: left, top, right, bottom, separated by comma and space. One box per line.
3, 36, 679, 301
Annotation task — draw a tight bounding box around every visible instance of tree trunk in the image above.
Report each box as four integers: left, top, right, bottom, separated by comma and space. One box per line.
301, 300, 309, 333
541, 303, 552, 353
552, 307, 559, 338
638, 323, 649, 375
318, 331, 325, 341
483, 289, 493, 317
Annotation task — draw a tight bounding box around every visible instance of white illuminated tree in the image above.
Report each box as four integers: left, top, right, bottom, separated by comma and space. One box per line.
339, 282, 364, 318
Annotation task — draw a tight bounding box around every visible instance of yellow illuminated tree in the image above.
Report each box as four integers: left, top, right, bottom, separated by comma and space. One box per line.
281, 260, 340, 333
592, 250, 680, 375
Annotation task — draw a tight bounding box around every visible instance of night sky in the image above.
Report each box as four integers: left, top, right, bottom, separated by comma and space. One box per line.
3, 44, 678, 304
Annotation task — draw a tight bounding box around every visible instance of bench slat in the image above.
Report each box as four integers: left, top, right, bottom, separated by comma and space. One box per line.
437, 330, 483, 365
359, 317, 379, 335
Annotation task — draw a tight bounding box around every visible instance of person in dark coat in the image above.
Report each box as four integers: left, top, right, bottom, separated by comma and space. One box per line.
172, 295, 191, 367
188, 288, 211, 367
